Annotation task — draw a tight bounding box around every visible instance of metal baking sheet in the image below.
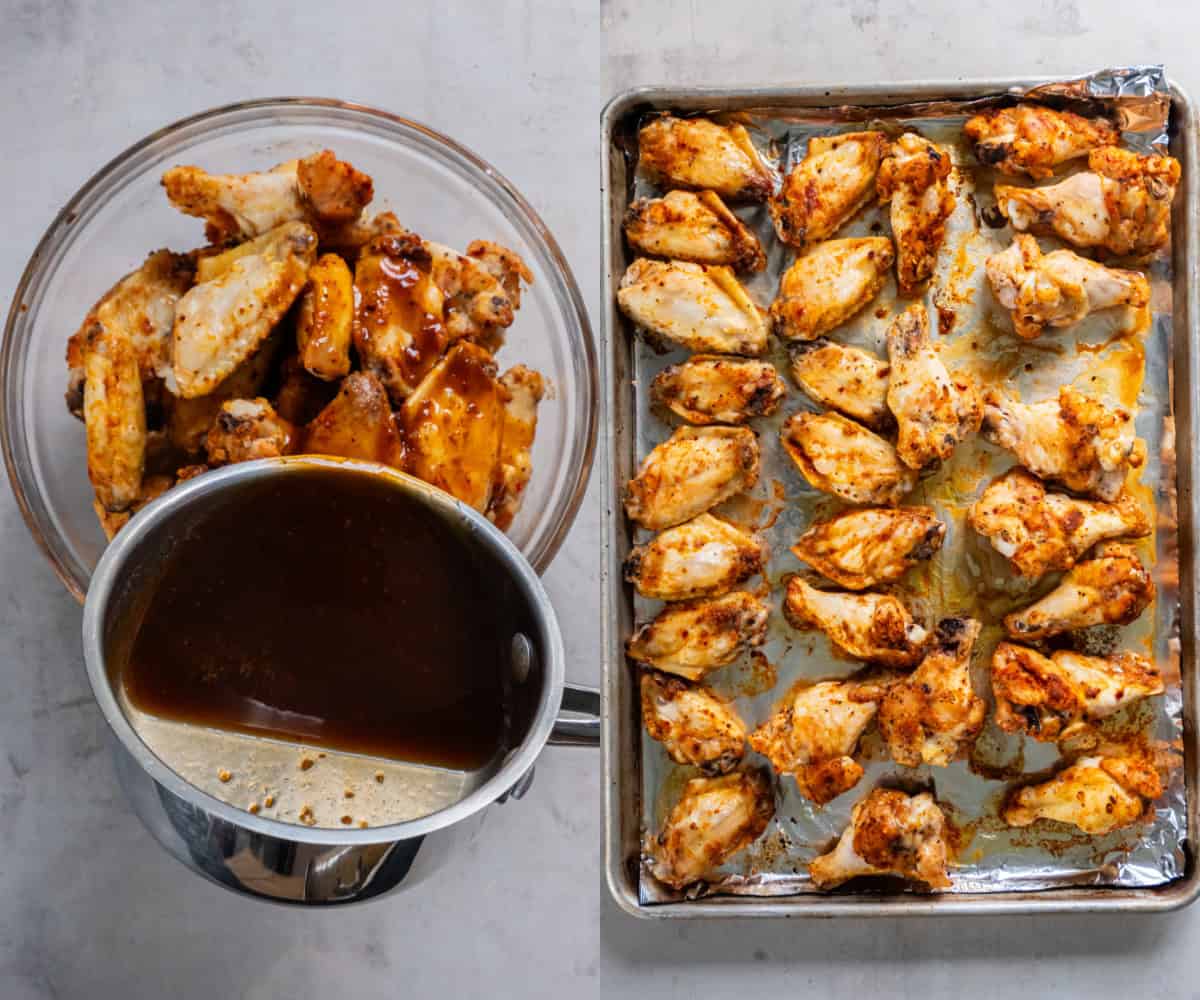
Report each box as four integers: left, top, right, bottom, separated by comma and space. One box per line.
601, 70, 1200, 917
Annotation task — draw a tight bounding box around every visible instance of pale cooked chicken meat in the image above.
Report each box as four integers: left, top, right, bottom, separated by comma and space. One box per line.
991, 642, 1165, 743
651, 355, 786, 425
877, 133, 955, 295
617, 259, 769, 356
784, 577, 928, 668
985, 234, 1150, 339
981, 385, 1145, 501
965, 105, 1119, 179
625, 513, 766, 601
203, 397, 296, 465
641, 671, 748, 774
83, 318, 146, 512
638, 117, 775, 202
969, 468, 1150, 578
1004, 541, 1154, 640
792, 506, 946, 590
995, 147, 1181, 257
626, 592, 770, 680
782, 411, 917, 506
304, 370, 405, 467
625, 426, 760, 531
624, 190, 766, 271
487, 365, 544, 531
808, 787, 952, 891
878, 617, 985, 767
769, 237, 894, 341
647, 769, 776, 889
771, 131, 888, 250
295, 252, 354, 380
885, 303, 981, 470
789, 339, 892, 430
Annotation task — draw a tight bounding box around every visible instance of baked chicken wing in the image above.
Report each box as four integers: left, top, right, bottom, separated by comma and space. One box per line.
784, 577, 928, 668
295, 252, 354, 380
626, 592, 770, 681
769, 237, 894, 341
83, 318, 146, 512
304, 371, 405, 467
964, 105, 1118, 179
425, 238, 522, 348
487, 365, 544, 531
625, 514, 766, 601
641, 671, 748, 774
792, 506, 946, 591
876, 133, 955, 295
789, 339, 892, 430
624, 190, 766, 271
203, 397, 296, 465
781, 411, 917, 506
638, 117, 775, 202
651, 355, 786, 425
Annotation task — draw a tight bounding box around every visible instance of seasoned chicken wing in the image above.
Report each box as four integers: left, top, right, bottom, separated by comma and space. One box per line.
965, 104, 1118, 179
1004, 542, 1154, 640
808, 787, 952, 891
769, 237, 894, 341
92, 474, 173, 541
985, 235, 1150, 340
969, 468, 1150, 579
641, 671, 747, 774
624, 190, 766, 271
885, 303, 981, 470
792, 506, 946, 590
487, 365, 544, 531
617, 259, 769, 356
784, 577, 928, 668
789, 339, 892, 430
981, 385, 1145, 501
651, 355, 785, 425
781, 411, 917, 506
295, 252, 354, 380
272, 354, 339, 425
465, 240, 534, 315
878, 617, 985, 767
625, 513, 766, 601
83, 318, 146, 512
425, 238, 522, 348
304, 371, 405, 467
638, 117, 775, 202
771, 131, 888, 250
626, 591, 770, 680
203, 397, 296, 465
995, 147, 1181, 257
877, 133, 955, 295
625, 426, 760, 531
991, 642, 1164, 743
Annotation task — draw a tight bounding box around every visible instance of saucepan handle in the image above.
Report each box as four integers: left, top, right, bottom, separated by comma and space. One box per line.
548, 684, 601, 747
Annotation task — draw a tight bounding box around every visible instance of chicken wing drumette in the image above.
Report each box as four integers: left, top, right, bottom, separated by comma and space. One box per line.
651, 356, 786, 425
203, 398, 296, 465
638, 117, 776, 202
624, 190, 767, 271
641, 671, 748, 774
781, 411, 917, 506
626, 592, 770, 681
769, 237, 894, 341
625, 514, 766, 601
784, 577, 928, 668
876, 133, 955, 295
789, 340, 892, 431
964, 105, 1118, 180
791, 506, 945, 590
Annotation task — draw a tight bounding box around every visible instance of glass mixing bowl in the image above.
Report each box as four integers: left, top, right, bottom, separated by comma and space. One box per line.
1, 98, 597, 599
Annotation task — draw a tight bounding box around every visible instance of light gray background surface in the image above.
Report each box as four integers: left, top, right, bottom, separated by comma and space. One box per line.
0, 0, 1197, 997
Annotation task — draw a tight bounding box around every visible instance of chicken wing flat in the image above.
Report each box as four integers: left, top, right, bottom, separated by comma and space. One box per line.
641, 671, 747, 774
782, 411, 917, 506
784, 577, 928, 668
964, 105, 1118, 180
985, 234, 1150, 340
651, 355, 785, 425
625, 426, 760, 531
995, 147, 1180, 257
991, 641, 1164, 743
465, 240, 534, 314
638, 117, 775, 202
625, 513, 766, 601
770, 131, 888, 250
295, 252, 354, 380
808, 787, 952, 891
624, 190, 766, 271
981, 385, 1145, 501
1004, 542, 1154, 640
969, 468, 1150, 579
617, 259, 769, 356
203, 398, 297, 465
885, 303, 981, 470
304, 371, 405, 467
626, 591, 770, 681
487, 366, 544, 531
789, 339, 892, 430
83, 318, 146, 512
792, 506, 946, 590
769, 237, 894, 341
877, 133, 955, 295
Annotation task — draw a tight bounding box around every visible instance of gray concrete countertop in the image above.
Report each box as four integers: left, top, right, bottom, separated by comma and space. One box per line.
1, 0, 1197, 996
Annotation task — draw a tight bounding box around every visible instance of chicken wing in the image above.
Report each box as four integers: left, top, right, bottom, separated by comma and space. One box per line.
83, 319, 146, 512
885, 303, 981, 470
641, 671, 747, 774
625, 426, 760, 531
771, 131, 888, 250
877, 133, 955, 294
1004, 542, 1154, 640
964, 105, 1118, 180
985, 235, 1150, 340
295, 252, 354, 380
994, 147, 1181, 257
981, 385, 1145, 501
487, 366, 544, 531
425, 239, 521, 347
792, 506, 946, 590
465, 240, 534, 314
203, 398, 297, 465
647, 769, 776, 890
808, 787, 952, 891
969, 468, 1150, 579
991, 642, 1165, 743
782, 411, 917, 506
651, 355, 785, 425
784, 577, 928, 668
273, 353, 339, 426
617, 259, 769, 356
624, 190, 766, 271
626, 591, 770, 680
304, 371, 405, 467
625, 513, 766, 601
789, 339, 892, 430
92, 474, 173, 541
638, 117, 775, 202
769, 237, 894, 341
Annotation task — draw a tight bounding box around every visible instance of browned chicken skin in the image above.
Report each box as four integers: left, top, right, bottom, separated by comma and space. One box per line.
640, 671, 748, 774
624, 190, 766, 271
965, 105, 1119, 179
651, 355, 786, 425
792, 506, 945, 591
626, 592, 770, 681
782, 411, 917, 506
304, 370, 405, 468
769, 238, 894, 341
877, 133, 956, 295
295, 252, 354, 380
625, 514, 767, 601
638, 117, 776, 202
789, 340, 892, 430
204, 398, 297, 465
784, 577, 928, 668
